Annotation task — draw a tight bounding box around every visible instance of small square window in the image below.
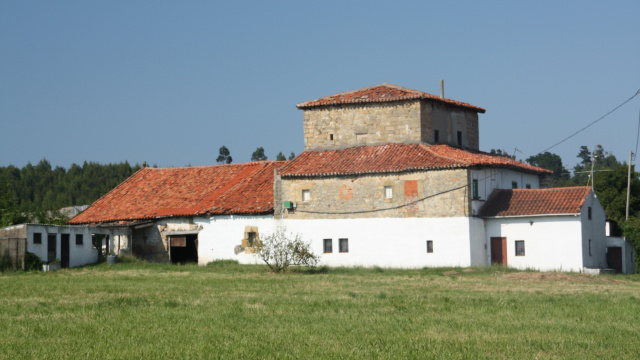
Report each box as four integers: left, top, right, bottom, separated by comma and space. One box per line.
526, 184, 531, 189
339, 238, 349, 253
329, 134, 334, 141
302, 189, 310, 202
323, 239, 332, 253
76, 234, 83, 245
426, 240, 433, 253
512, 181, 518, 189
384, 186, 393, 199
515, 240, 525, 256
247, 232, 256, 247
33, 233, 42, 244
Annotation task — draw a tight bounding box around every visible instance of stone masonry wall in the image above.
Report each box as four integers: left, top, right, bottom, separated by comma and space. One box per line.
277, 169, 471, 220
424, 103, 479, 150
302, 101, 422, 150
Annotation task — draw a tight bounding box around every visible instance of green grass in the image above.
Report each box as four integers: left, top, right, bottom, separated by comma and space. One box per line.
1, 263, 639, 359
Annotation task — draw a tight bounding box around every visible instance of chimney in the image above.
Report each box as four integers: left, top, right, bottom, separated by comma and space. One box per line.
440, 79, 444, 99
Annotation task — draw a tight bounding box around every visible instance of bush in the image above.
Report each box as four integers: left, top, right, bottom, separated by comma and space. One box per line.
253, 227, 319, 273
24, 252, 43, 271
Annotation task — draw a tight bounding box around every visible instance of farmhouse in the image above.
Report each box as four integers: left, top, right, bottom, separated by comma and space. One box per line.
62, 83, 633, 273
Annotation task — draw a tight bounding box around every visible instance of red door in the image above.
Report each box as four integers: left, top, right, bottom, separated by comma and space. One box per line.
491, 237, 507, 266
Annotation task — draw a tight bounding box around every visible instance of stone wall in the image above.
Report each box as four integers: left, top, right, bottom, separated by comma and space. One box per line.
302, 100, 480, 150
302, 101, 422, 150
277, 169, 471, 220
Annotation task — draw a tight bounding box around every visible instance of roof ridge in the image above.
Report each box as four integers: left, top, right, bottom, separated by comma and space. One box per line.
422, 144, 471, 166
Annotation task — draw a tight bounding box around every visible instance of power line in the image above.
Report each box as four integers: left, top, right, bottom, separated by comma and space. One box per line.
537, 89, 640, 155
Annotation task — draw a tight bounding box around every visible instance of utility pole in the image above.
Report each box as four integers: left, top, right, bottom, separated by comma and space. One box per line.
626, 150, 632, 221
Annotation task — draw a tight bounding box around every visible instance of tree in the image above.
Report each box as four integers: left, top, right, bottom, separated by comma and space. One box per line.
251, 147, 267, 161
253, 227, 319, 273
288, 152, 296, 160
593, 165, 640, 222
577, 145, 592, 166
0, 183, 27, 227
489, 149, 515, 160
276, 152, 286, 161
620, 219, 640, 273
526, 152, 569, 186
216, 146, 233, 164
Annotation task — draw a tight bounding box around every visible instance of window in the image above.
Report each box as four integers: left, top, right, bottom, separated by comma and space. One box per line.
247, 232, 256, 247
512, 181, 518, 189
323, 239, 332, 253
384, 186, 393, 199
472, 179, 479, 200
75, 234, 83, 245
302, 189, 310, 202
589, 239, 592, 256
526, 184, 531, 189
588, 207, 592, 220
339, 238, 349, 253
515, 240, 525, 256
329, 134, 334, 141
457, 131, 462, 146
434, 130, 440, 143
426, 240, 433, 253
33, 232, 42, 244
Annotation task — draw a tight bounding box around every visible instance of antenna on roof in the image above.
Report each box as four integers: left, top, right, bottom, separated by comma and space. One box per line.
440, 80, 444, 99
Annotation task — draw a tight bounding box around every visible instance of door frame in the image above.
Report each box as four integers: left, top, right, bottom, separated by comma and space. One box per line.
490, 237, 507, 266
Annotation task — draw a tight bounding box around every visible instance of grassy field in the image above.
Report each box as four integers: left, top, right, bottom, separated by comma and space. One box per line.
1, 261, 639, 359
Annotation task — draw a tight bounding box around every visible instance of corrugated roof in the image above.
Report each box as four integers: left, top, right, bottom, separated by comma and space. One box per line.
278, 143, 551, 177
69, 161, 284, 224
296, 83, 486, 113
478, 187, 592, 217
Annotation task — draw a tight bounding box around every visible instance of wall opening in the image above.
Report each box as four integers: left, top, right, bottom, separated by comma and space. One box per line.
170, 234, 198, 264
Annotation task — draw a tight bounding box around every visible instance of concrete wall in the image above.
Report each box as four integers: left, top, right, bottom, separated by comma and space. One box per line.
196, 215, 478, 268
484, 216, 586, 272
25, 225, 99, 268
279, 169, 470, 220
606, 236, 636, 274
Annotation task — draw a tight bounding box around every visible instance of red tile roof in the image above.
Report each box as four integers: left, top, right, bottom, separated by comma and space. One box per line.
69, 161, 284, 224
296, 83, 486, 113
278, 143, 551, 177
478, 187, 592, 217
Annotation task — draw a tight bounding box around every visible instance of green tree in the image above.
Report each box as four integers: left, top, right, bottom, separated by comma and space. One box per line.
0, 183, 27, 227
526, 152, 570, 186
489, 149, 515, 160
216, 146, 233, 164
276, 152, 286, 161
592, 165, 640, 222
620, 218, 640, 273
251, 147, 267, 161
288, 152, 296, 160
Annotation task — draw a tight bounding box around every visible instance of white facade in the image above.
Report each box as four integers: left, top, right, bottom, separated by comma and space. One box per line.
470, 169, 541, 216
195, 216, 488, 268
482, 192, 608, 272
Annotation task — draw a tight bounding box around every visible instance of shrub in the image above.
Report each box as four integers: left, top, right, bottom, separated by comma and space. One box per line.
253, 227, 319, 273
24, 252, 43, 271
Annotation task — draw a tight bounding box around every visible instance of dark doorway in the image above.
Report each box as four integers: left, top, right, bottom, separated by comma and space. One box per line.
170, 234, 198, 264
607, 247, 623, 273
47, 234, 57, 263
491, 237, 507, 266
61, 234, 70, 268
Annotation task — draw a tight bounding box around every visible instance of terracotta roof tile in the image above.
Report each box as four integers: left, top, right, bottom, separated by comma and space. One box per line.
69, 161, 284, 224
478, 187, 592, 217
278, 143, 551, 177
296, 83, 486, 113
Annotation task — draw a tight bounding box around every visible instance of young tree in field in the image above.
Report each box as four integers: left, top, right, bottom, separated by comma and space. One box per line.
276, 152, 286, 161
216, 146, 233, 164
288, 152, 296, 160
251, 147, 267, 161
253, 227, 319, 273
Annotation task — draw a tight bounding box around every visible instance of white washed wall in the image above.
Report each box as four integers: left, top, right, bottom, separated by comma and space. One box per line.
484, 216, 585, 272
196, 216, 479, 268
470, 169, 541, 216
26, 225, 98, 267
579, 193, 608, 269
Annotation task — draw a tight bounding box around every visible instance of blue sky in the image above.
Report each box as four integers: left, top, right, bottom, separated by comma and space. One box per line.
1, 1, 639, 171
